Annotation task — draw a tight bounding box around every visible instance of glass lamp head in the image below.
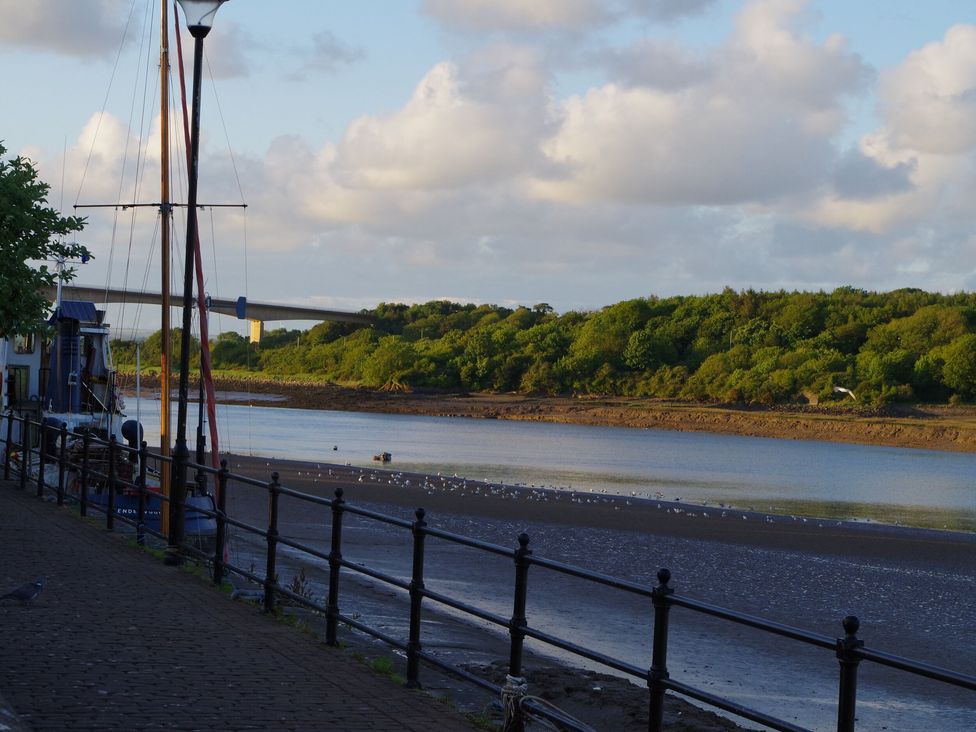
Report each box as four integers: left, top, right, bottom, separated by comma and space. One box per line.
175, 0, 229, 37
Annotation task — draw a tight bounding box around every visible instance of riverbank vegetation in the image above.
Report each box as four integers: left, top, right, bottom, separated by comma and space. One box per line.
111, 288, 976, 406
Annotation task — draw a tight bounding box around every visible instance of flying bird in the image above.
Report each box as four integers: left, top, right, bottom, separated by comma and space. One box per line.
832, 386, 857, 400
1, 578, 46, 605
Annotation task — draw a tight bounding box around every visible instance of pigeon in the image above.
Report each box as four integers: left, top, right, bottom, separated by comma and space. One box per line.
1, 578, 46, 605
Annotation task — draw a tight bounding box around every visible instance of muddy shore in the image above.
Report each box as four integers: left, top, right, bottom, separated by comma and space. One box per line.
129, 374, 976, 453
216, 454, 976, 731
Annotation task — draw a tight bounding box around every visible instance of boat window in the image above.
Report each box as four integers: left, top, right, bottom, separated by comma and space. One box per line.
13, 334, 34, 354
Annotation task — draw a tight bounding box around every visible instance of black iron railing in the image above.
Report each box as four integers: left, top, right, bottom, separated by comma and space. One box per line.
3, 411, 974, 731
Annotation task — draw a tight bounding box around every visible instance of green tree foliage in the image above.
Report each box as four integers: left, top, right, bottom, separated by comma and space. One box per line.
0, 143, 89, 337
114, 288, 976, 406
212, 331, 258, 369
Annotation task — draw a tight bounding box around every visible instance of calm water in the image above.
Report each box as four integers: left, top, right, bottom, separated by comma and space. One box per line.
130, 398, 976, 531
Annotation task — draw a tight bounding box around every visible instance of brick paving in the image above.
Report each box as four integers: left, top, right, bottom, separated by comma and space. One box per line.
0, 482, 481, 731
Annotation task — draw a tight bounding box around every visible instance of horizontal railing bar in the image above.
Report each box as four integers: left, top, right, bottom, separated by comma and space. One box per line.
338, 558, 411, 592
521, 698, 596, 732
670, 594, 836, 649
415, 650, 501, 694
521, 625, 646, 678
220, 515, 268, 537
856, 647, 976, 690
226, 473, 271, 489
275, 536, 332, 563
337, 612, 407, 651
420, 587, 510, 628
222, 563, 266, 588
422, 525, 516, 557
664, 678, 811, 732
528, 554, 654, 596
276, 485, 333, 507
184, 504, 217, 520
140, 526, 166, 541
341, 503, 414, 529
270, 583, 328, 614
178, 542, 210, 562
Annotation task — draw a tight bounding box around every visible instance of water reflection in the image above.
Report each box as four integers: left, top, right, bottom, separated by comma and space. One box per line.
131, 398, 976, 531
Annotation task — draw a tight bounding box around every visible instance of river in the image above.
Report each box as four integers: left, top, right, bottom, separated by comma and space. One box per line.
131, 398, 976, 531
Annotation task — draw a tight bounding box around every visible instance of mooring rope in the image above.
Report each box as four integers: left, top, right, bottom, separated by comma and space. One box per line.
501, 673, 598, 732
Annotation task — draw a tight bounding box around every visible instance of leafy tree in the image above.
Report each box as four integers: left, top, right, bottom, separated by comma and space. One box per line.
941, 335, 976, 397
0, 143, 89, 337
212, 331, 258, 369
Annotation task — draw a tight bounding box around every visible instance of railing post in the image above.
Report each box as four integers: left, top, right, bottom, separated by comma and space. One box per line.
212, 459, 230, 586
836, 615, 863, 732
648, 567, 674, 732
57, 424, 67, 506
3, 409, 13, 480
263, 472, 280, 613
106, 436, 117, 531
79, 431, 91, 517
502, 532, 532, 732
18, 415, 29, 491
166, 441, 189, 565
136, 440, 148, 546
36, 419, 45, 497
406, 507, 427, 688
326, 487, 345, 646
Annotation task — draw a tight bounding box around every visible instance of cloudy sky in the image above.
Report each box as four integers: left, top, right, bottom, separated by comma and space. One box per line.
3, 0, 976, 334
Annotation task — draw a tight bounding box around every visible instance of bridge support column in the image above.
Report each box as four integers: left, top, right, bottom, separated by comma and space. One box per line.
249, 319, 264, 344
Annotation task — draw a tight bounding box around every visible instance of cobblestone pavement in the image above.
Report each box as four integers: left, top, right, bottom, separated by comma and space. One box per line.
0, 482, 481, 731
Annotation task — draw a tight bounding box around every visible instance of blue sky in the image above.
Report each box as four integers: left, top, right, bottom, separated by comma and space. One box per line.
2, 1, 976, 335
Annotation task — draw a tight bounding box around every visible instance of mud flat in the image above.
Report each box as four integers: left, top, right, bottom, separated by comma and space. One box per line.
217, 454, 976, 731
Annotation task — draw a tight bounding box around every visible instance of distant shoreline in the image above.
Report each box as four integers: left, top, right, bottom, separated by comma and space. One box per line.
124, 373, 976, 453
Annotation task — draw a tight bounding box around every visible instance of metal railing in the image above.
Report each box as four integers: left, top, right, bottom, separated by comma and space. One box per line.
3, 411, 974, 731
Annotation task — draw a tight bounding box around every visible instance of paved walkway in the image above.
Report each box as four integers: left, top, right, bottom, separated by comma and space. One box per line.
0, 482, 481, 731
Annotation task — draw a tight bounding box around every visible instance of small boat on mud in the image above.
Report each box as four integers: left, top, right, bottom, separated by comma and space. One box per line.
373, 452, 392, 463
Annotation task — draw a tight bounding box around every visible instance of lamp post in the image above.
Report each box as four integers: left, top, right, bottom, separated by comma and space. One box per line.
168, 0, 229, 563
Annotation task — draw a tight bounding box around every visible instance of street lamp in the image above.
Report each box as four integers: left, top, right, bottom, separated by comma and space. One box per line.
168, 0, 229, 562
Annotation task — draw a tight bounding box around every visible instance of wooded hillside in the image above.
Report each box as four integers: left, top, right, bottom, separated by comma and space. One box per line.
111, 288, 976, 405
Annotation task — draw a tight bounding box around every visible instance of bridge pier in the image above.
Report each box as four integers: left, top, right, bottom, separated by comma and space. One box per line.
249, 319, 264, 345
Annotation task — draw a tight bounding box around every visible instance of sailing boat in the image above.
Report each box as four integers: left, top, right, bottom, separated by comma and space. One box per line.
1, 1, 218, 543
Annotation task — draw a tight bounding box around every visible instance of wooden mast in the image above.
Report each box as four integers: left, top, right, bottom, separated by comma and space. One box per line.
159, 0, 172, 534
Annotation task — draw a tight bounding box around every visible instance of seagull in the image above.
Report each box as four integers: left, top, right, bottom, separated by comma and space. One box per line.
1, 578, 46, 605
833, 385, 857, 400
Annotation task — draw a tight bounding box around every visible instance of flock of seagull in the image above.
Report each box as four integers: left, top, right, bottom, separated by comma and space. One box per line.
247, 461, 844, 530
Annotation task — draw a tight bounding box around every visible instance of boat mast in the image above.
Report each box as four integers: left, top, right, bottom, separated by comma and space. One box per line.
159, 0, 172, 534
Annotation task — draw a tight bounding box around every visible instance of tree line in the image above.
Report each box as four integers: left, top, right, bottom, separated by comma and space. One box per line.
111, 288, 976, 405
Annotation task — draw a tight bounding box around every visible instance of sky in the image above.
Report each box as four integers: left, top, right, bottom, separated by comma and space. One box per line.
3, 0, 976, 336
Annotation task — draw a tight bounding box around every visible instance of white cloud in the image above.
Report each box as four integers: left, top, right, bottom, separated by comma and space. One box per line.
880, 24, 976, 155
799, 24, 976, 236
0, 0, 128, 58
421, 0, 718, 33
530, 0, 870, 205
420, 0, 607, 33
626, 0, 717, 22
330, 61, 547, 191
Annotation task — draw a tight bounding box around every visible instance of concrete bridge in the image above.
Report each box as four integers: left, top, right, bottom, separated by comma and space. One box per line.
44, 285, 374, 343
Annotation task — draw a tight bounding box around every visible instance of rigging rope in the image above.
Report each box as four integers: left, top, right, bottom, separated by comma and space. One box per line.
205, 50, 252, 454
117, 12, 160, 337
75, 0, 140, 206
